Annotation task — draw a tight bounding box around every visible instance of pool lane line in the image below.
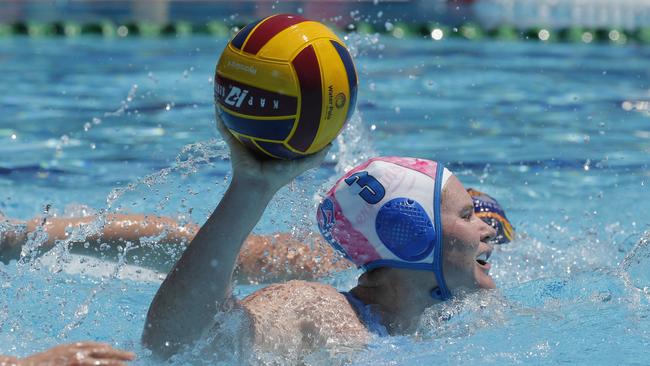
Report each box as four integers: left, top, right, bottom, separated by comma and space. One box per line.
0, 20, 649, 45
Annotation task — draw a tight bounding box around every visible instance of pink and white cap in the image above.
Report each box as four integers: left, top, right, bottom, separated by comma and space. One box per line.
317, 157, 454, 300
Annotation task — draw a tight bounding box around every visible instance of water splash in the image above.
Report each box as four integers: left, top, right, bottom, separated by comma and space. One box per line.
104, 84, 139, 118
619, 231, 650, 300
6, 139, 230, 342
334, 111, 377, 176
19, 204, 55, 266
417, 289, 510, 339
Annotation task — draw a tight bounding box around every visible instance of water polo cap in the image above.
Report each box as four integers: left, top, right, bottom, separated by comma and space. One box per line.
317, 157, 453, 301
467, 188, 514, 244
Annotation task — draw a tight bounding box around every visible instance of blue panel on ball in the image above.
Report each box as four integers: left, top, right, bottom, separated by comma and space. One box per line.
330, 40, 358, 123
237, 136, 268, 159
375, 198, 435, 261
219, 107, 295, 141
255, 140, 304, 159
231, 18, 263, 50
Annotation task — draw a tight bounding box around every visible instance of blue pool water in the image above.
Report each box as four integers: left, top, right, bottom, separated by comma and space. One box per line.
1, 34, 649, 364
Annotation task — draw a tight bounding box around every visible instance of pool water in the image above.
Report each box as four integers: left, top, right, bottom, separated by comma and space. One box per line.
1, 33, 649, 365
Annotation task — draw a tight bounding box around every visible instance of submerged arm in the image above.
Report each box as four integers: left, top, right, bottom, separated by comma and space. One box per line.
0, 342, 134, 366
142, 116, 328, 358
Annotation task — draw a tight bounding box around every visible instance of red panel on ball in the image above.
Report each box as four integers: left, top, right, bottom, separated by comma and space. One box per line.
288, 45, 322, 152
242, 14, 308, 55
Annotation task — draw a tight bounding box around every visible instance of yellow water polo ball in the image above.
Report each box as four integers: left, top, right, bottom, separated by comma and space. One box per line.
214, 14, 358, 159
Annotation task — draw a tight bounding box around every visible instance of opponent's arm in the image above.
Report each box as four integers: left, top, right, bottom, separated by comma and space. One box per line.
0, 213, 198, 267
141, 116, 328, 358
235, 233, 353, 283
2, 210, 348, 280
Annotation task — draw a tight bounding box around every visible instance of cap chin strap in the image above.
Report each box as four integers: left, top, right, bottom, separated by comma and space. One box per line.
430, 163, 452, 301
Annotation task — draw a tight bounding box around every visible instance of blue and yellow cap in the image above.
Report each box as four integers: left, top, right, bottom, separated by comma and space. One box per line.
467, 188, 514, 244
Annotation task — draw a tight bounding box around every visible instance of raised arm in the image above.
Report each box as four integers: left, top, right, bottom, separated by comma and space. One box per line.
141, 116, 329, 358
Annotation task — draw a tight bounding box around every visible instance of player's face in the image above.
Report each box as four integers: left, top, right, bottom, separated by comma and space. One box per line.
440, 176, 497, 290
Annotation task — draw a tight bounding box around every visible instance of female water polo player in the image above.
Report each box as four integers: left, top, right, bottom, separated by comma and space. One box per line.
140, 117, 498, 361
0, 189, 512, 283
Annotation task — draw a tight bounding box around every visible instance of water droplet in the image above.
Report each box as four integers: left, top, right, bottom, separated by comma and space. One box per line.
92, 117, 102, 125
75, 304, 89, 317
431, 28, 444, 40
538, 29, 550, 41
117, 25, 128, 37
622, 101, 634, 112
11, 134, 16, 140
165, 103, 171, 111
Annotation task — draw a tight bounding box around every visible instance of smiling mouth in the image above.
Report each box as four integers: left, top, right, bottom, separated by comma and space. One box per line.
475, 251, 492, 267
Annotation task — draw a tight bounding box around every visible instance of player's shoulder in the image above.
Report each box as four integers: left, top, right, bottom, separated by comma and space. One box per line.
242, 280, 358, 319
241, 280, 369, 352
245, 279, 339, 299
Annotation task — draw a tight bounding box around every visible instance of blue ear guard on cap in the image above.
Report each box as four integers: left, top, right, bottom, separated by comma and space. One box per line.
363, 164, 452, 301
375, 198, 435, 261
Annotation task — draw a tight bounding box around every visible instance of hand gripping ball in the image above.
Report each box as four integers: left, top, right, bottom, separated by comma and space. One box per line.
214, 14, 358, 159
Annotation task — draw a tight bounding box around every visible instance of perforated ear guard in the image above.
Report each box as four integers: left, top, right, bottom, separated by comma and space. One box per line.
375, 198, 436, 262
